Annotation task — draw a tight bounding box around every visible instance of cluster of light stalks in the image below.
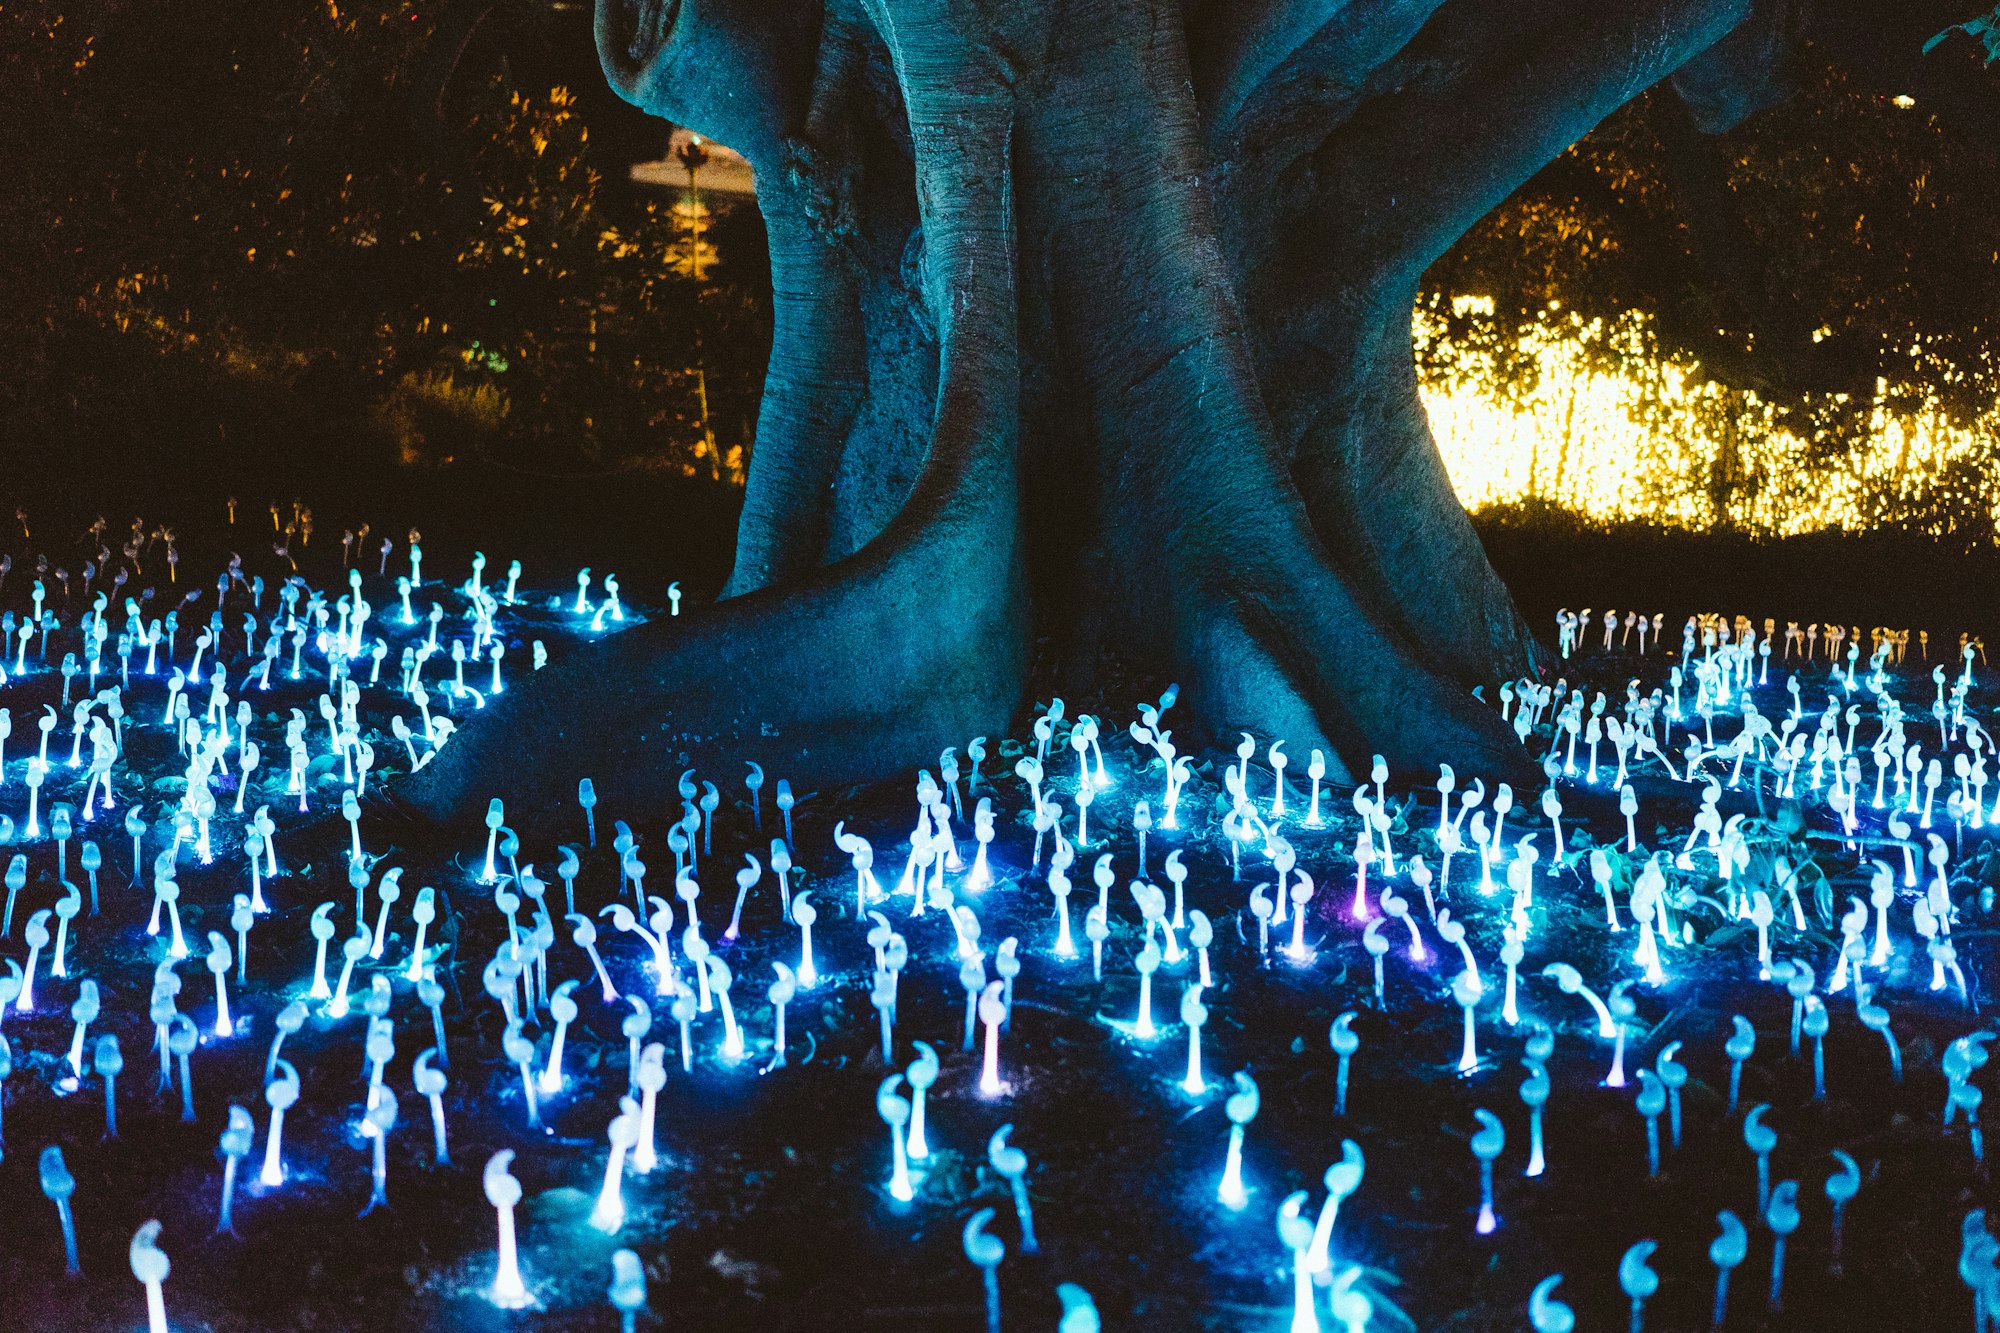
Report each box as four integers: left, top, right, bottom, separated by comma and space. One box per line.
1415, 294, 2000, 539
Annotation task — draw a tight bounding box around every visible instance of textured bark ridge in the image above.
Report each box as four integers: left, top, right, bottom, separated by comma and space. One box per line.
403, 0, 1768, 820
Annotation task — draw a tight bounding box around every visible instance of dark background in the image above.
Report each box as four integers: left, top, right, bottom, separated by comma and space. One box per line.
6, 0, 2000, 638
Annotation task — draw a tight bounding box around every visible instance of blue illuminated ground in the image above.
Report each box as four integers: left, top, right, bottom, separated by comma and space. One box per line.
0, 509, 1993, 1332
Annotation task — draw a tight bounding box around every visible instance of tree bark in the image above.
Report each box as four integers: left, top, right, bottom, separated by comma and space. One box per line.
1269, 290, 1540, 689
721, 200, 865, 595
399, 0, 1774, 822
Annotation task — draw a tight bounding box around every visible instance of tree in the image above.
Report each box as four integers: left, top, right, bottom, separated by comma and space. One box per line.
1, 0, 759, 480
404, 0, 1802, 819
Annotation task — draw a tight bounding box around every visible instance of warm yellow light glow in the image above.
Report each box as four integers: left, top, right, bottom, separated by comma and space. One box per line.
1415, 299, 2000, 538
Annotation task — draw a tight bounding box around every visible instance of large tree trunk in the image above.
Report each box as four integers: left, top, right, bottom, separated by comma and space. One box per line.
405, 0, 1030, 816
401, 0, 1773, 821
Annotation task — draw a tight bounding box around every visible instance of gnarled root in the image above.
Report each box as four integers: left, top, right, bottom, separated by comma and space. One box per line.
396, 526, 1026, 824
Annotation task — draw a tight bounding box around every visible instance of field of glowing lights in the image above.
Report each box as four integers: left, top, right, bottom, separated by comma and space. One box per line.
2, 501, 2000, 1333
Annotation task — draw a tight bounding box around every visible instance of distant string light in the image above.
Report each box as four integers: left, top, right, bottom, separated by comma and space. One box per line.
1416, 296, 2000, 538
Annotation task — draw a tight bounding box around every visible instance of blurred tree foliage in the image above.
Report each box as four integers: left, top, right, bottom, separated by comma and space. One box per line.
1422, 65, 2000, 542
1428, 65, 2000, 438
0, 0, 769, 479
